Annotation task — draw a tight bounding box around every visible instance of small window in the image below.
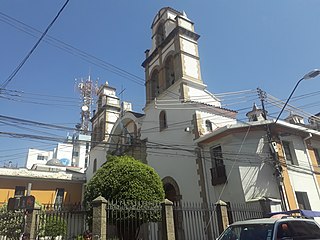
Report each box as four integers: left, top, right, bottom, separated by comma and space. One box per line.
282, 141, 295, 165
93, 158, 97, 173
86, 143, 90, 153
210, 146, 227, 186
14, 186, 25, 197
85, 156, 89, 168
165, 55, 175, 88
295, 191, 311, 210
37, 155, 46, 160
54, 188, 64, 205
150, 70, 159, 100
159, 110, 167, 131
205, 120, 213, 132
211, 146, 223, 167
73, 151, 79, 157
155, 23, 165, 46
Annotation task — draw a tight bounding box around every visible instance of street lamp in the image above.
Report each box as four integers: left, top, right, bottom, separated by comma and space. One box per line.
275, 69, 320, 123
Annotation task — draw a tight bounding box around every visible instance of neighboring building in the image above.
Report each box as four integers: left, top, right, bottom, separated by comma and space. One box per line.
25, 148, 53, 169
0, 166, 85, 206
196, 106, 320, 212
25, 133, 90, 171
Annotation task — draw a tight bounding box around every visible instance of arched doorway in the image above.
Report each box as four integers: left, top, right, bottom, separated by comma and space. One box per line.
162, 177, 184, 239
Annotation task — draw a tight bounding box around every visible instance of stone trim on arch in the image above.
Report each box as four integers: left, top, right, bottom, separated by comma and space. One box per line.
162, 176, 182, 202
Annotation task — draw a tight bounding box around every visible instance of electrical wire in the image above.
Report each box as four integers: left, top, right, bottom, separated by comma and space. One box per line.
0, 0, 71, 89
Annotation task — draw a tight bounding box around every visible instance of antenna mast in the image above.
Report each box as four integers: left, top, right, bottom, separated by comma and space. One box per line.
76, 76, 98, 134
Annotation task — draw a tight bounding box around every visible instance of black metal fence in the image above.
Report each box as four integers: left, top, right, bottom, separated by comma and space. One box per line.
35, 204, 88, 240
0, 199, 266, 240
105, 200, 162, 240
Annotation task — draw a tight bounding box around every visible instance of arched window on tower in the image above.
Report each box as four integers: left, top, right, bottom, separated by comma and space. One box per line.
165, 55, 175, 88
91, 126, 98, 148
93, 158, 97, 173
159, 110, 168, 131
97, 95, 102, 110
205, 120, 213, 132
156, 22, 165, 47
150, 70, 159, 100
99, 121, 104, 141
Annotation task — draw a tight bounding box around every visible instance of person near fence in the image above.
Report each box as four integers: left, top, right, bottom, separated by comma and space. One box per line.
83, 230, 92, 240
21, 233, 30, 240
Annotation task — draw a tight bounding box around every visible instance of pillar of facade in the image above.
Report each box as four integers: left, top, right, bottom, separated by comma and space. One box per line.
162, 199, 176, 240
92, 196, 108, 240
24, 205, 41, 240
215, 200, 229, 234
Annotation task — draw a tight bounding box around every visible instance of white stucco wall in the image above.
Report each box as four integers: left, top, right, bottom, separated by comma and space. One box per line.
55, 143, 73, 165
142, 102, 202, 202
87, 144, 107, 181
280, 134, 320, 210
25, 149, 53, 169
202, 130, 280, 204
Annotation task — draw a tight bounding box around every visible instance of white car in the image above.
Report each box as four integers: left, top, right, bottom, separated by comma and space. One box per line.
217, 217, 320, 240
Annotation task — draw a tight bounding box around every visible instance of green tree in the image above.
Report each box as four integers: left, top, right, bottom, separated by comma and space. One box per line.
84, 155, 165, 240
0, 204, 24, 240
37, 215, 67, 240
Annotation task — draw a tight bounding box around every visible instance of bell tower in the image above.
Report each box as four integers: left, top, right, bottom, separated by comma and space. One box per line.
142, 7, 205, 105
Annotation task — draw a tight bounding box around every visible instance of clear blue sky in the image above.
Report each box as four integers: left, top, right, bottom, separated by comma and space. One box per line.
1, 0, 320, 167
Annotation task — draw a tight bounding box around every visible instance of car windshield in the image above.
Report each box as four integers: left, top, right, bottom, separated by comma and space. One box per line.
276, 220, 320, 239
218, 223, 274, 240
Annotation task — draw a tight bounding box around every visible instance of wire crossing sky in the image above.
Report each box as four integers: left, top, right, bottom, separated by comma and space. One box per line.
0, 0, 70, 89
1, 0, 320, 167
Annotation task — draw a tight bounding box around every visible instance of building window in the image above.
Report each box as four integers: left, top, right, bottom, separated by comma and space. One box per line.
37, 155, 46, 160
155, 22, 165, 47
165, 55, 175, 88
99, 122, 104, 141
86, 142, 90, 153
54, 188, 65, 205
282, 141, 295, 165
295, 191, 311, 210
14, 186, 25, 197
93, 158, 97, 173
150, 70, 159, 100
73, 151, 79, 157
210, 146, 227, 186
314, 148, 320, 166
159, 110, 168, 131
91, 126, 98, 148
85, 156, 89, 168
205, 120, 213, 132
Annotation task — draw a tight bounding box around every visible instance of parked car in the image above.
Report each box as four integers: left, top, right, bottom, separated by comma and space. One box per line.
217, 217, 320, 240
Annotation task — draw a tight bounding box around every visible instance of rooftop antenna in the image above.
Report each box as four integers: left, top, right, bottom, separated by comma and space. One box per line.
75, 75, 98, 134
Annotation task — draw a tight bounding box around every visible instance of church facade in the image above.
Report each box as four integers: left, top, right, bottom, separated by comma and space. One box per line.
87, 7, 320, 213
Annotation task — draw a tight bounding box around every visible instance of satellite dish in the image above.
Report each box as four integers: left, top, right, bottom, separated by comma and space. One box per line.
60, 158, 70, 166
81, 105, 89, 112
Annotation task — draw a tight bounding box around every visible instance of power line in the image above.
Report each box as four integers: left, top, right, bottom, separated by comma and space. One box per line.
0, 10, 145, 87
1, 0, 71, 89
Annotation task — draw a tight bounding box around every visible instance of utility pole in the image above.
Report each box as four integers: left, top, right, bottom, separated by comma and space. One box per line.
257, 88, 287, 211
